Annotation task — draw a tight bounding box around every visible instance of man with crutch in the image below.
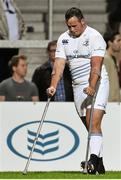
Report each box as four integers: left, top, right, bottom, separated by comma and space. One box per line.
47, 7, 109, 174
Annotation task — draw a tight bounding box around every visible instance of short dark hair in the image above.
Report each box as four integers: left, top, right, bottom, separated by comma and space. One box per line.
47, 40, 57, 51
65, 7, 84, 22
103, 30, 119, 48
8, 54, 27, 74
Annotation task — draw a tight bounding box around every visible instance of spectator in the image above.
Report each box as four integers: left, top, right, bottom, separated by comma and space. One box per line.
103, 31, 121, 102
32, 40, 74, 101
0, 54, 39, 101
0, 0, 25, 82
118, 60, 121, 88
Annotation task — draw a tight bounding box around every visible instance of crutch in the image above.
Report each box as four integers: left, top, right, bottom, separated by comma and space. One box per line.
23, 97, 51, 175
83, 81, 100, 174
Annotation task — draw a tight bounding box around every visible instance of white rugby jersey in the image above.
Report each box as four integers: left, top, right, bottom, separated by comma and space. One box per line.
56, 26, 107, 85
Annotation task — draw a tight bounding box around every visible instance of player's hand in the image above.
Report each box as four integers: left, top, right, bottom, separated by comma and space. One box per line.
47, 86, 56, 97
83, 86, 95, 96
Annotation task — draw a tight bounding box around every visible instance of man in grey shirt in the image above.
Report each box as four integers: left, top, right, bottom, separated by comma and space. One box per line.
0, 54, 39, 101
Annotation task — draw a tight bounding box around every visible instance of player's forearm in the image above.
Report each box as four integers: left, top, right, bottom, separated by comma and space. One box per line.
50, 72, 61, 89
89, 57, 102, 89
84, 71, 100, 96
47, 70, 62, 97
50, 59, 65, 89
89, 70, 100, 90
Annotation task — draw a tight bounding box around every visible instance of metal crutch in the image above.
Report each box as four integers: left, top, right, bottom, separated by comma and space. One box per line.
23, 97, 51, 175
83, 81, 100, 174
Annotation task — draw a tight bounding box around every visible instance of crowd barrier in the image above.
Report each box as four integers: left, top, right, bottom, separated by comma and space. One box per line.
0, 102, 121, 171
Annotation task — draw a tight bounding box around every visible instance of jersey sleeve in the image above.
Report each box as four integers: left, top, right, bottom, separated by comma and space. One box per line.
90, 33, 106, 57
55, 35, 67, 60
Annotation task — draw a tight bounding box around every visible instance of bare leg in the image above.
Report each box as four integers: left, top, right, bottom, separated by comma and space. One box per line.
84, 108, 105, 174
86, 108, 104, 133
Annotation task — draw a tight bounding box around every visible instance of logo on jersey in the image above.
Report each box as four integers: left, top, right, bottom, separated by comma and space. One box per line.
62, 39, 69, 45
82, 39, 89, 46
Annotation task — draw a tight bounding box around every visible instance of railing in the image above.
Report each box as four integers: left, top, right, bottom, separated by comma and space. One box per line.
0, 40, 50, 48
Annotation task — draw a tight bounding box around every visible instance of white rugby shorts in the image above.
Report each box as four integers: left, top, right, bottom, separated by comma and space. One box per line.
73, 77, 109, 117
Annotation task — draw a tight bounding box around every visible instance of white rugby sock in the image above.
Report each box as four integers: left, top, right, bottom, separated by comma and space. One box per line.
99, 143, 103, 158
90, 133, 103, 157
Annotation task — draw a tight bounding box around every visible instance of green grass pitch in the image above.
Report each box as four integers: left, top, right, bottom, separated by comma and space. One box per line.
0, 171, 121, 179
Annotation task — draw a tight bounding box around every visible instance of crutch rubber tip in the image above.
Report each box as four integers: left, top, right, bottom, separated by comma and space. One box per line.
22, 170, 27, 175
83, 169, 88, 174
